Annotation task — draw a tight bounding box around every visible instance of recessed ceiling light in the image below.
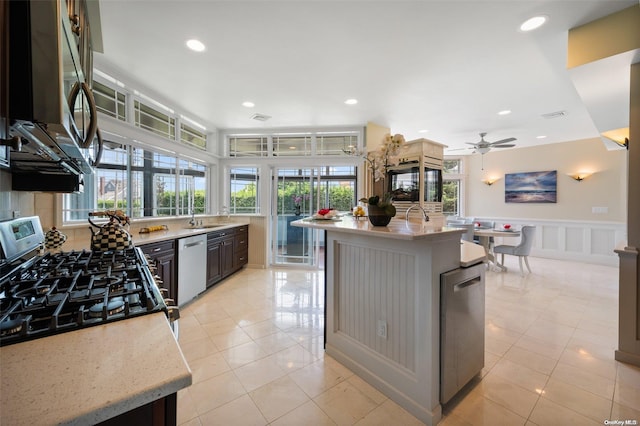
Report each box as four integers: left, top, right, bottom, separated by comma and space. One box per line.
520, 16, 548, 32
536, 135, 547, 139
242, 101, 255, 108
418, 129, 429, 133
344, 99, 358, 105
497, 110, 512, 115
186, 39, 206, 52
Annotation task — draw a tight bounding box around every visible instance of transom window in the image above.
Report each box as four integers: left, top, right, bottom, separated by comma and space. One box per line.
273, 135, 311, 156
229, 137, 268, 157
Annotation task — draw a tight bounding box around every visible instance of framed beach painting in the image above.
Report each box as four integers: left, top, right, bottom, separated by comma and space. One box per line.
505, 170, 557, 203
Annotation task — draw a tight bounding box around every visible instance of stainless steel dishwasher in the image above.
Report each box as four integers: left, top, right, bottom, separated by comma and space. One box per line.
178, 234, 207, 306
440, 262, 485, 404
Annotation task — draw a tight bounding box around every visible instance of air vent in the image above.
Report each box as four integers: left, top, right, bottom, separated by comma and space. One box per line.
251, 113, 271, 122
541, 110, 567, 119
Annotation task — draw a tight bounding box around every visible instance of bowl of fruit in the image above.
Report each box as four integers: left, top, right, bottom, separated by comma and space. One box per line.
312, 208, 338, 220
353, 205, 365, 219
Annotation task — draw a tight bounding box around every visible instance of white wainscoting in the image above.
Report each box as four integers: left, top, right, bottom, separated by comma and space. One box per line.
476, 218, 626, 267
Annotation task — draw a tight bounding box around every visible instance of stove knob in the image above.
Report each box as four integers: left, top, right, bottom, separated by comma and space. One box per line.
159, 288, 169, 297
167, 306, 180, 321
164, 298, 175, 305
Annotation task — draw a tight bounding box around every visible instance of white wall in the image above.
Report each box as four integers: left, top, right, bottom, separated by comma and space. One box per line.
466, 137, 627, 222
464, 137, 627, 265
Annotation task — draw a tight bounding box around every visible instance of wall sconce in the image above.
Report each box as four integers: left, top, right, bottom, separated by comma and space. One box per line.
483, 178, 500, 186
570, 173, 592, 182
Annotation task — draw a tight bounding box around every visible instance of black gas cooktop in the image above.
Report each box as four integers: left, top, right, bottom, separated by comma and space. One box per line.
0, 247, 167, 346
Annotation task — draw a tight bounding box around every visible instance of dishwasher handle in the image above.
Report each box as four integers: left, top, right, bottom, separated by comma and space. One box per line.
453, 276, 482, 292
183, 241, 204, 249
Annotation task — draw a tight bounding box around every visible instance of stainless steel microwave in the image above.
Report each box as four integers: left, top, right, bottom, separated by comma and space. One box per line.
7, 0, 98, 187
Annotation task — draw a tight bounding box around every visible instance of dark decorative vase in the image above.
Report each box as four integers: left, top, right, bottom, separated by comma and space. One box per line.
367, 205, 392, 226
294, 205, 301, 216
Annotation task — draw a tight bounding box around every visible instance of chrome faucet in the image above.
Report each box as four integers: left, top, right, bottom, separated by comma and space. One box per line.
405, 205, 430, 222
188, 209, 196, 226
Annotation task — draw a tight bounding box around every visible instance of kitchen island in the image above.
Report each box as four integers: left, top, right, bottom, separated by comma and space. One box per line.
0, 312, 192, 425
294, 216, 485, 426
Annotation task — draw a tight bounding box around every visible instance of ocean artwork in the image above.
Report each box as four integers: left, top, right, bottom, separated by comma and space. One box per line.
505, 170, 557, 203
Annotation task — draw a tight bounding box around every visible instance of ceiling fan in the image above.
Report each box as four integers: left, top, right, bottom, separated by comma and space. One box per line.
466, 132, 516, 155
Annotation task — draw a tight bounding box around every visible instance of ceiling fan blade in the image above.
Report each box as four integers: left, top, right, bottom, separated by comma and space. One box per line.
447, 147, 472, 151
465, 142, 479, 146
492, 144, 516, 148
489, 137, 516, 145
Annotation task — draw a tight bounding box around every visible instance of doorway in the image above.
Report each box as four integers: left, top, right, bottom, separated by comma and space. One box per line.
270, 165, 357, 268
272, 167, 320, 267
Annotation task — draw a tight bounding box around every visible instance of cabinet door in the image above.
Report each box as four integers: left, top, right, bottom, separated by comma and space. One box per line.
140, 241, 177, 304
156, 252, 177, 304
221, 237, 234, 277
206, 240, 222, 287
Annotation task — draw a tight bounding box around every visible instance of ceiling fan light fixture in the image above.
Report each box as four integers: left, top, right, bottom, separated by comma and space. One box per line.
520, 16, 548, 32
477, 147, 491, 155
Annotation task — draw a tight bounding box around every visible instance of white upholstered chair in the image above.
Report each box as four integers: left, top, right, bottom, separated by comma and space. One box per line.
494, 225, 536, 276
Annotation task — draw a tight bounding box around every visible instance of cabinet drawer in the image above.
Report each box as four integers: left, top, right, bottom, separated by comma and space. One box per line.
207, 229, 233, 241
234, 249, 248, 269
234, 233, 248, 253
140, 240, 175, 256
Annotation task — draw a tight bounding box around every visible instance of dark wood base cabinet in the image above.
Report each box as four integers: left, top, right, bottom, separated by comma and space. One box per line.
97, 393, 177, 426
140, 240, 178, 305
207, 225, 248, 288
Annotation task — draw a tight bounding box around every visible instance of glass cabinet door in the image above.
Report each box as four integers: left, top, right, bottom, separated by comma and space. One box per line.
424, 168, 443, 203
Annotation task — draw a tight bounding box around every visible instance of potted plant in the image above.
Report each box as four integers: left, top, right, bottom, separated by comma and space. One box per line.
360, 194, 396, 226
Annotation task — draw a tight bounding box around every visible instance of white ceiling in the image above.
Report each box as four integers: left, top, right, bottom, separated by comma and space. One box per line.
95, 0, 636, 153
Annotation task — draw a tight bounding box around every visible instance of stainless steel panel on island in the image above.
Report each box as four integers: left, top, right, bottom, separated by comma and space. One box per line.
293, 217, 478, 425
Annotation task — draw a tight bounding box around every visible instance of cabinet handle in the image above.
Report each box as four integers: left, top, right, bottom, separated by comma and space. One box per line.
153, 247, 162, 252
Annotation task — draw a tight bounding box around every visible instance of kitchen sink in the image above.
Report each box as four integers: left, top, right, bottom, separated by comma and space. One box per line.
187, 224, 224, 229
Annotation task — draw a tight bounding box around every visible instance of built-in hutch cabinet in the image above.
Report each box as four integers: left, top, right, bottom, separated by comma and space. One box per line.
387, 138, 446, 218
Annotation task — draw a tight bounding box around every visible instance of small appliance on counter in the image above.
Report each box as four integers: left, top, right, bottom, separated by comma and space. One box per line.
0, 216, 178, 346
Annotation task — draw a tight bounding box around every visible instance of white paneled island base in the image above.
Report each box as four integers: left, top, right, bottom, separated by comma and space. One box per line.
294, 217, 476, 425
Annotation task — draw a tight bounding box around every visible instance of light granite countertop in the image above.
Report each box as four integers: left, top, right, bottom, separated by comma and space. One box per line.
62, 221, 249, 252
293, 215, 466, 241
293, 216, 486, 266
0, 312, 192, 426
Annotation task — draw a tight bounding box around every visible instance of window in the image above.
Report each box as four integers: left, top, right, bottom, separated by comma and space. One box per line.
229, 167, 259, 214
273, 135, 311, 156
93, 80, 126, 121
443, 159, 463, 216
316, 134, 358, 156
180, 123, 206, 149
63, 142, 208, 222
134, 100, 176, 140
228, 136, 268, 157
317, 166, 357, 211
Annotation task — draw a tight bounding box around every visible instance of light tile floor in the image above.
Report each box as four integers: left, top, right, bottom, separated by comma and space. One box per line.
176, 256, 640, 425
